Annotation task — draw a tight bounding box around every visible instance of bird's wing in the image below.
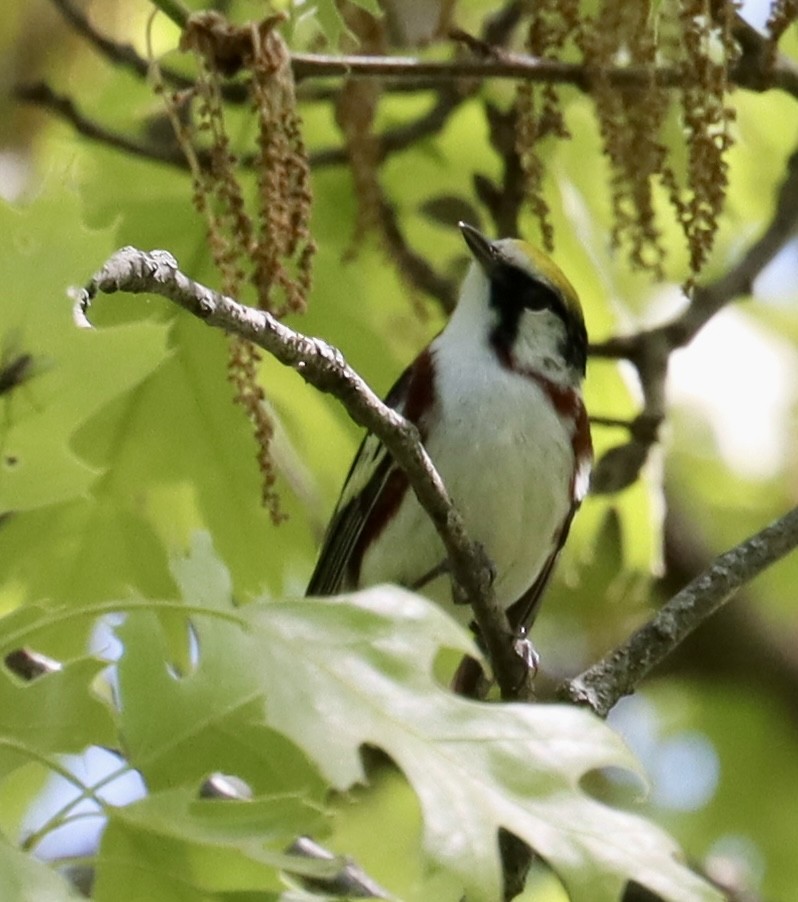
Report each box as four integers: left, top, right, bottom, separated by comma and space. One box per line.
306, 351, 434, 597
305, 432, 396, 596
506, 501, 579, 631
508, 394, 592, 630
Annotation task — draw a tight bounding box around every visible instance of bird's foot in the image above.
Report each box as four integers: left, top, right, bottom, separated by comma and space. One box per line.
410, 559, 450, 592
513, 627, 540, 677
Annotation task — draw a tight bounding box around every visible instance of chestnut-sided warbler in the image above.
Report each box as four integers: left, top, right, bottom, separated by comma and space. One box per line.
307, 223, 592, 664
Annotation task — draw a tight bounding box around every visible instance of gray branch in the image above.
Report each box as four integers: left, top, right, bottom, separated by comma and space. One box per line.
71, 248, 531, 699
561, 505, 798, 717
589, 143, 798, 495
44, 0, 798, 100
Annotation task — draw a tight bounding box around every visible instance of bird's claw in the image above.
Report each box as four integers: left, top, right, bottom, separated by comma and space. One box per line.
479, 544, 498, 586
513, 628, 540, 678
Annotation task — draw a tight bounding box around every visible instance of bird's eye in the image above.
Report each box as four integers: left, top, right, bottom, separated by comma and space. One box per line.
520, 281, 559, 312
490, 265, 563, 321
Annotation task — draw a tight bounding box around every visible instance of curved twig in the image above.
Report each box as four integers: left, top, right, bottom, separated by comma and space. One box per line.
13, 82, 194, 170
589, 144, 798, 493
561, 505, 798, 717
71, 247, 531, 700
44, 0, 798, 101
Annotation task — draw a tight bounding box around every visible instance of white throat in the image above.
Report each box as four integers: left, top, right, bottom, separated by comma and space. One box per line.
443, 263, 579, 388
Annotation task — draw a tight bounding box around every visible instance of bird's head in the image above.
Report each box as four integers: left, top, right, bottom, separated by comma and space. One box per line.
456, 222, 588, 385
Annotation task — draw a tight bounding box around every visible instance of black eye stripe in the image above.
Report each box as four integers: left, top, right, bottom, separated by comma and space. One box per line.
489, 265, 566, 322
488, 262, 587, 376
520, 280, 562, 313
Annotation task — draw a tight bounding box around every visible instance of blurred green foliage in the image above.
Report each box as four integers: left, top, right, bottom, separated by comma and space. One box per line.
0, 1, 797, 899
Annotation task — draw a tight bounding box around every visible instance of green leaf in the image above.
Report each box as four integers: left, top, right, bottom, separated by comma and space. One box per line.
0, 170, 317, 612
115, 534, 326, 800
0, 182, 178, 613
0, 612, 116, 779
94, 787, 323, 902
0, 836, 83, 901
0, 189, 170, 513
130, 535, 719, 902
309, 0, 381, 46
346, 0, 381, 16
245, 590, 720, 902
310, 0, 346, 46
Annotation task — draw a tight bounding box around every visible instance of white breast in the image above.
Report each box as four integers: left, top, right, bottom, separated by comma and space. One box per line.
358, 320, 575, 622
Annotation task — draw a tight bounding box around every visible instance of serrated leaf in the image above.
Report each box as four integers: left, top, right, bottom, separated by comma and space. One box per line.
94, 787, 322, 902
246, 591, 719, 902
115, 535, 326, 800
0, 189, 170, 512
0, 610, 116, 778
0, 170, 316, 613
145, 535, 719, 902
0, 836, 83, 901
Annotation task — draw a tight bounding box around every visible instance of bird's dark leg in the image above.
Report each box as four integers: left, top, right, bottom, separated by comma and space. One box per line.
408, 559, 450, 592
451, 625, 539, 698
451, 654, 490, 698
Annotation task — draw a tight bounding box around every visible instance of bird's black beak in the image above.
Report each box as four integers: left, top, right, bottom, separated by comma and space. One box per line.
458, 222, 498, 275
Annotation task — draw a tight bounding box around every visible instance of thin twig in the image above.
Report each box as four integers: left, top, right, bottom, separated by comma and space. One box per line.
285, 836, 391, 899
71, 248, 531, 700
561, 505, 798, 717
15, 77, 474, 177
286, 51, 640, 88
310, 82, 471, 168
49, 0, 252, 102
593, 144, 798, 362
51, 0, 149, 80
588, 143, 798, 492
289, 50, 798, 97
728, 9, 798, 96
659, 496, 798, 720
13, 82, 194, 170
377, 199, 459, 311
45, 0, 798, 99
149, 0, 190, 29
